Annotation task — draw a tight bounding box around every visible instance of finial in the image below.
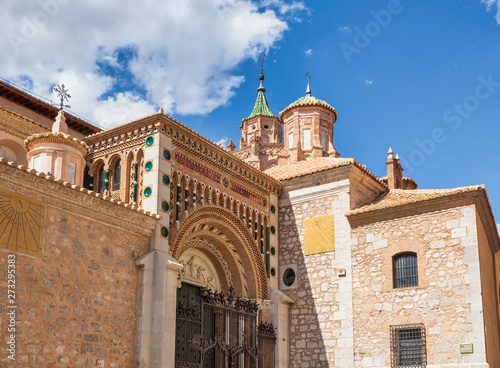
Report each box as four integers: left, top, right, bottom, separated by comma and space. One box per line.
306, 72, 311, 97
158, 107, 164, 114
387, 147, 394, 160
52, 109, 68, 133
53, 83, 71, 110
226, 139, 236, 152
395, 153, 400, 161
258, 51, 266, 92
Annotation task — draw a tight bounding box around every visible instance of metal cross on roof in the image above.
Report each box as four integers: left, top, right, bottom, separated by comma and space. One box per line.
53, 83, 71, 110
259, 51, 266, 73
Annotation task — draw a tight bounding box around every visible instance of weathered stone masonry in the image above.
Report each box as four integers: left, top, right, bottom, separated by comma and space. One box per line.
350, 203, 496, 368
0, 161, 157, 367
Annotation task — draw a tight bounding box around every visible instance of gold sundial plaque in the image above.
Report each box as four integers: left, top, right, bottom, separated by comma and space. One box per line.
0, 187, 45, 257
304, 214, 335, 255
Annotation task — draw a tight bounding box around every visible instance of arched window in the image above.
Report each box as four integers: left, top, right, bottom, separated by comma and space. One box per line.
393, 252, 418, 288
0, 144, 19, 163
113, 159, 121, 191
97, 166, 106, 194
83, 167, 92, 190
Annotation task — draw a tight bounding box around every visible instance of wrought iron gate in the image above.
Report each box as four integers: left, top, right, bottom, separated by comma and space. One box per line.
175, 283, 275, 368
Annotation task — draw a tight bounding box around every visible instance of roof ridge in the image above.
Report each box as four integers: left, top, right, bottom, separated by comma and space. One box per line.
0, 79, 101, 134
348, 184, 486, 216
84, 111, 164, 139
264, 156, 383, 183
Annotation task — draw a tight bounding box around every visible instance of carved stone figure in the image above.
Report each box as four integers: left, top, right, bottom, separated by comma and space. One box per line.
196, 265, 205, 281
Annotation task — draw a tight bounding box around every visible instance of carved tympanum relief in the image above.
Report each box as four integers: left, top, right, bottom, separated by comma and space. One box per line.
178, 248, 221, 292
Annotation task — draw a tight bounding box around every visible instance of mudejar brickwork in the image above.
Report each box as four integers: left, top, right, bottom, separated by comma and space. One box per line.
0, 71, 499, 368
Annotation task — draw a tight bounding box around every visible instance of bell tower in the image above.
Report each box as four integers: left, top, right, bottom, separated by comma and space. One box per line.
233, 53, 283, 170
279, 75, 339, 163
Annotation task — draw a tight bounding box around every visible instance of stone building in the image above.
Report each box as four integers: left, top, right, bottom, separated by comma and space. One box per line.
0, 72, 499, 368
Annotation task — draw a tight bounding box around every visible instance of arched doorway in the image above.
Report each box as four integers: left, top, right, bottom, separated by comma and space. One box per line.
172, 206, 273, 368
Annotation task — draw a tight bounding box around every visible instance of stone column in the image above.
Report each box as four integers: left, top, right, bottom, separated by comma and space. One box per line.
271, 288, 294, 368
135, 250, 182, 368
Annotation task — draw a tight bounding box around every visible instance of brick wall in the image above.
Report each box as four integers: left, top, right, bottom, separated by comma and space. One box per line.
0, 205, 152, 367
0, 162, 156, 368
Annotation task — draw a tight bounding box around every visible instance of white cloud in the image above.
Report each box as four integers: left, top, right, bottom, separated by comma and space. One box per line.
339, 26, 352, 33
0, 0, 305, 128
216, 137, 229, 147
364, 79, 374, 86
480, 0, 500, 24
305, 48, 313, 56
260, 0, 308, 16
94, 92, 157, 127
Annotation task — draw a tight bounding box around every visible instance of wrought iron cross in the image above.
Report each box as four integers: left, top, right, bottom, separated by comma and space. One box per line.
259, 51, 266, 73
306, 72, 311, 83
53, 83, 71, 110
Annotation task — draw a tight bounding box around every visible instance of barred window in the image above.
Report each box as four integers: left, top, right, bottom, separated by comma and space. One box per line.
393, 252, 418, 288
390, 324, 426, 368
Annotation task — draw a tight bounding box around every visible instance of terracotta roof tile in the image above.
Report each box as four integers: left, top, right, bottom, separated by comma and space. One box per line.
264, 157, 356, 181
348, 185, 484, 216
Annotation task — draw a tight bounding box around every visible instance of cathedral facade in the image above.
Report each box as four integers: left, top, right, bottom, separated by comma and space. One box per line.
0, 73, 499, 368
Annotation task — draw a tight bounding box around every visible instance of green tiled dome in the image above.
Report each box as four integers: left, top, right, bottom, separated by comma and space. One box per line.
280, 95, 336, 117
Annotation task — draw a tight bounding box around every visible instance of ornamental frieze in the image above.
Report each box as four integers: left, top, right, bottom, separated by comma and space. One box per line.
174, 153, 221, 184
229, 181, 267, 207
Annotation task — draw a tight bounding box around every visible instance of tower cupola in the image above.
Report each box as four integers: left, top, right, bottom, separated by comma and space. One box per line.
25, 110, 88, 186
280, 75, 339, 163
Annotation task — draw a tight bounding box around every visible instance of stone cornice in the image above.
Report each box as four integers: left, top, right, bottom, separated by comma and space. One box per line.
0, 157, 160, 236
0, 105, 49, 139
25, 132, 88, 155
84, 113, 161, 144
165, 117, 283, 196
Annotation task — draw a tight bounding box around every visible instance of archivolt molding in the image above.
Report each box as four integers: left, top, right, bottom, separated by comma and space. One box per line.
172, 205, 268, 299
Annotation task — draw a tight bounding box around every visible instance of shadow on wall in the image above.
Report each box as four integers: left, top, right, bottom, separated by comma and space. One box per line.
0, 139, 28, 166
279, 201, 335, 368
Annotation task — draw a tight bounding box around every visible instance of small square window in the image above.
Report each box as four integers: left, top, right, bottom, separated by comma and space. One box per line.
390, 324, 426, 367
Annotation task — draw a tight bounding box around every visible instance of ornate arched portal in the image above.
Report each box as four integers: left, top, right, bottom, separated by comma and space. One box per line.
172, 205, 268, 300
172, 206, 274, 368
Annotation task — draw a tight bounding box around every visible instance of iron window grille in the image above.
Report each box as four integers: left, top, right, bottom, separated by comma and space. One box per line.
393, 252, 418, 288
390, 324, 426, 368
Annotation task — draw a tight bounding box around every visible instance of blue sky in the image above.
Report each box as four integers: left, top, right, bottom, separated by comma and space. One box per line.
2, 0, 500, 223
